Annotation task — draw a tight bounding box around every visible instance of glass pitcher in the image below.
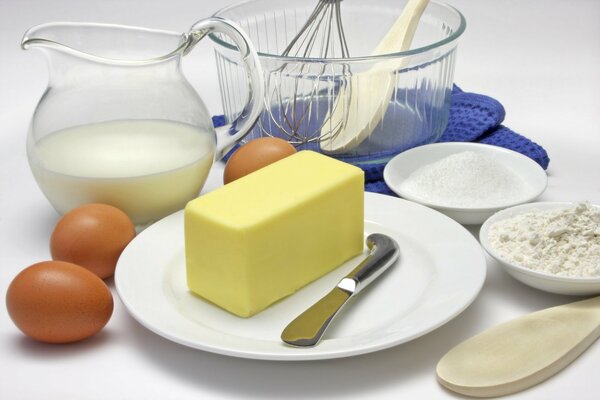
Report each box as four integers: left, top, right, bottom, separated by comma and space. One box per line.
22, 19, 263, 226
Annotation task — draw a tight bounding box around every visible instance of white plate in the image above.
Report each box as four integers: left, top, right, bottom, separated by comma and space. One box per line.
115, 192, 486, 360
480, 202, 600, 296
383, 143, 548, 224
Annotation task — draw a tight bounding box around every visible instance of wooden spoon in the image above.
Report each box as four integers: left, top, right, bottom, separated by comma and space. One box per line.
319, 0, 429, 153
436, 296, 600, 398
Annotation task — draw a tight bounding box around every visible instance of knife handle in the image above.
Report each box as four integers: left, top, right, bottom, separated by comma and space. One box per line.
345, 233, 400, 294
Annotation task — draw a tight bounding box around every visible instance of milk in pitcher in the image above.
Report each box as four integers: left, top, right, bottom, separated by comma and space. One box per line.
29, 119, 215, 225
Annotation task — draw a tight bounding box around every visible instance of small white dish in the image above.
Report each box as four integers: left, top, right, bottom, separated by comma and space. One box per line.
480, 202, 600, 295
115, 192, 486, 361
383, 142, 548, 224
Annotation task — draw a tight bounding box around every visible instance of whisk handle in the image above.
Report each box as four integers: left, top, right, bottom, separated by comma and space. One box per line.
186, 17, 264, 160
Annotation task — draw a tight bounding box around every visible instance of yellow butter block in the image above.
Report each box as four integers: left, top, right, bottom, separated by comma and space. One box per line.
184, 150, 364, 317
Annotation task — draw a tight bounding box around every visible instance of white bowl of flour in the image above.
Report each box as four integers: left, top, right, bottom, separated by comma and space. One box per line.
480, 202, 600, 295
383, 143, 547, 224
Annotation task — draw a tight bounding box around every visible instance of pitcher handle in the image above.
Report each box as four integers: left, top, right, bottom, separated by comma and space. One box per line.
186, 17, 264, 160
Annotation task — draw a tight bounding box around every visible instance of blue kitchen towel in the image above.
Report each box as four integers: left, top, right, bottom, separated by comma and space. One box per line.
214, 85, 550, 195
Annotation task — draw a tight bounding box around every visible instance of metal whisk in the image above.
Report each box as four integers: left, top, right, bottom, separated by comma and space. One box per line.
261, 0, 352, 145
282, 0, 350, 59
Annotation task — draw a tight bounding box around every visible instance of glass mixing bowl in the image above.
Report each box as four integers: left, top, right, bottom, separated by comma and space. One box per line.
211, 0, 465, 164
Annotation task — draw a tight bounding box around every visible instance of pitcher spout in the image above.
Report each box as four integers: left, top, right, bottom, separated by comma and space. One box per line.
21, 22, 189, 65
21, 22, 64, 51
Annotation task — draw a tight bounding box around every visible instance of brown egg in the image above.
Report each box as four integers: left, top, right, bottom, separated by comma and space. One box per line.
224, 137, 297, 184
6, 261, 113, 343
50, 203, 136, 279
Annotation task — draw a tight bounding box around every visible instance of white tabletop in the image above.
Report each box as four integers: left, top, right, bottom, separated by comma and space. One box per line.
1, 0, 599, 399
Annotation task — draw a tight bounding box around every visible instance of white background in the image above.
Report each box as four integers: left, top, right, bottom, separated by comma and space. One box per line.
1, 0, 599, 399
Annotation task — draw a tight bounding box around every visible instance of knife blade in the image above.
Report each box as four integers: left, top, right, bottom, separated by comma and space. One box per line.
281, 233, 400, 347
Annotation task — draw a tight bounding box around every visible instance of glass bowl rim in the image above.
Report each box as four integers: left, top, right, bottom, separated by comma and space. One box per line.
209, 0, 466, 63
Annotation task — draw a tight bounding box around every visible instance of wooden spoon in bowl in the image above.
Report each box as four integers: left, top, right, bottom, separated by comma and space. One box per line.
319, 0, 430, 153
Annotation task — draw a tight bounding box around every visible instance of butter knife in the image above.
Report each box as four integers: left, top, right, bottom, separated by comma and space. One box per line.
281, 233, 400, 347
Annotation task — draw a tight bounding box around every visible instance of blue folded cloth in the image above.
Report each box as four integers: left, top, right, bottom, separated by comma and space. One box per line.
215, 85, 549, 196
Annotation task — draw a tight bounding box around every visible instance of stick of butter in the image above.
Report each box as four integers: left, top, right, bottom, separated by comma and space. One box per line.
184, 151, 364, 317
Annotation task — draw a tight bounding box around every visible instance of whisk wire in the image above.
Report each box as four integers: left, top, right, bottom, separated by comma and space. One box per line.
335, 2, 350, 58
265, 0, 351, 145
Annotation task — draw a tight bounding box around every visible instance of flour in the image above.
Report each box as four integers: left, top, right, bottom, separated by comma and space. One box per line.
488, 203, 600, 277
399, 151, 528, 208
